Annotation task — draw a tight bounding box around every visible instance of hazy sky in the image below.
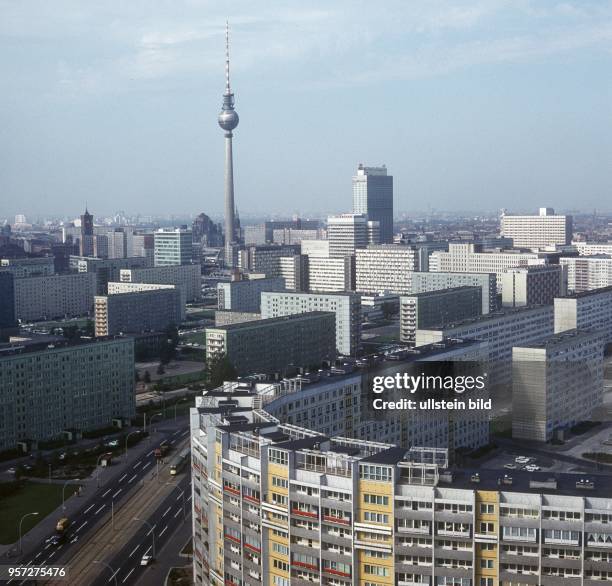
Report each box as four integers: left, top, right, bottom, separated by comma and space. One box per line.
1, 0, 611, 219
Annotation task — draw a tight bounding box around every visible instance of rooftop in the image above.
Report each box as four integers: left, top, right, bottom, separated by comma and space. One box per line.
207, 311, 335, 332
558, 285, 612, 300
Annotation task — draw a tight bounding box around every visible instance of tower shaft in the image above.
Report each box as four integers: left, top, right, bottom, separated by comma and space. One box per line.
224, 131, 236, 253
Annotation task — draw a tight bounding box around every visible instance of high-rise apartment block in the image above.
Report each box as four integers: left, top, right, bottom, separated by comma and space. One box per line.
327, 214, 368, 258
500, 207, 573, 248
13, 272, 96, 322
70, 255, 148, 295
0, 338, 135, 451
572, 241, 612, 256
352, 164, 394, 243
400, 286, 482, 343
416, 305, 554, 384
205, 312, 336, 375
410, 271, 497, 314
154, 228, 193, 266
217, 277, 286, 313
190, 373, 612, 586
560, 255, 612, 292
261, 291, 361, 356
0, 257, 55, 278
554, 286, 612, 344
501, 265, 566, 307
355, 245, 418, 294
0, 273, 15, 330
238, 244, 300, 277
106, 228, 128, 259
130, 233, 155, 266
120, 264, 201, 302
307, 256, 355, 293
429, 243, 546, 292
512, 330, 604, 441
95, 283, 184, 337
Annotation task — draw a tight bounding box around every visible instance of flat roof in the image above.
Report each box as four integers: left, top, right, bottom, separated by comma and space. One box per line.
361, 446, 408, 465
207, 311, 335, 331
558, 285, 612, 300
513, 328, 603, 349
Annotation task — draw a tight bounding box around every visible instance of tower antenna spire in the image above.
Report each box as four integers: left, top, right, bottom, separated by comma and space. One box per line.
225, 20, 231, 95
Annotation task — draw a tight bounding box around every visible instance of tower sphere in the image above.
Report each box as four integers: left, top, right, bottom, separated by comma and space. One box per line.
218, 108, 239, 131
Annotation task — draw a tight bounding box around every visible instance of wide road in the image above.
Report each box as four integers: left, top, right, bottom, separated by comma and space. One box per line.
7, 425, 191, 585
90, 472, 192, 586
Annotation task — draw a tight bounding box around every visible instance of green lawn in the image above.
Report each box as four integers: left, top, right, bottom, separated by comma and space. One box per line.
179, 332, 206, 345
0, 481, 81, 545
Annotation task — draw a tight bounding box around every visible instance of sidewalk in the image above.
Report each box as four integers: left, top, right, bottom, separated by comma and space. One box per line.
0, 426, 174, 561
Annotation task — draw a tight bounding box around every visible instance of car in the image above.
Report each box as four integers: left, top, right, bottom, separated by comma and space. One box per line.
6, 467, 15, 474
504, 463, 517, 470
525, 465, 541, 471
514, 456, 529, 463
105, 440, 119, 448
140, 555, 154, 566
46, 535, 62, 546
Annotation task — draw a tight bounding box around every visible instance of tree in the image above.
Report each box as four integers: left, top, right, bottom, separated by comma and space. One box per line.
62, 325, 79, 340
156, 363, 165, 376
206, 353, 237, 389
143, 370, 151, 384
83, 319, 95, 337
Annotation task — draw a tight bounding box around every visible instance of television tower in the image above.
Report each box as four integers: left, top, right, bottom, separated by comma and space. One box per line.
218, 21, 239, 266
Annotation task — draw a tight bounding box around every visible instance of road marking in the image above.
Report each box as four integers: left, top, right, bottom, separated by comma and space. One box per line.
44, 543, 51, 550
95, 504, 106, 515
144, 545, 152, 556
84, 504, 95, 514
122, 568, 135, 583
119, 473, 127, 482
75, 521, 87, 532
102, 489, 111, 497
169, 439, 176, 444
146, 524, 156, 536
129, 544, 140, 557
107, 567, 120, 583
174, 508, 181, 518
47, 550, 55, 559
133, 460, 142, 468
146, 450, 153, 457
162, 506, 172, 517
128, 474, 137, 483
159, 525, 168, 537
142, 461, 151, 470
34, 552, 41, 559
187, 495, 192, 501
113, 489, 122, 499
173, 430, 180, 435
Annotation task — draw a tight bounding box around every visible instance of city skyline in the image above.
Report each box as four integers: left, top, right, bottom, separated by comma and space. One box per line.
1, 1, 612, 217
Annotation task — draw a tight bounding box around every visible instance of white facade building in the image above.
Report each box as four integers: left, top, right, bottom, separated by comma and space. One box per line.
554, 286, 612, 344
120, 264, 201, 302
500, 208, 573, 248
261, 291, 360, 356
327, 214, 368, 258
501, 265, 566, 307
560, 255, 612, 292
355, 244, 418, 295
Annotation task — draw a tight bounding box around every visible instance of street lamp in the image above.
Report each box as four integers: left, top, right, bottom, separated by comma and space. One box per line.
143, 411, 162, 436
62, 479, 80, 511
18, 512, 39, 554
124, 431, 140, 458
133, 517, 155, 558
95, 453, 106, 488
166, 482, 187, 521
93, 560, 117, 586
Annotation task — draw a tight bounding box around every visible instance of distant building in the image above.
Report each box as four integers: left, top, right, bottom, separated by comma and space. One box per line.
554, 286, 612, 344
430, 242, 547, 292
205, 312, 336, 375
238, 244, 300, 277
217, 277, 285, 313
327, 213, 368, 258
513, 330, 604, 442
572, 240, 612, 256
13, 272, 96, 322
400, 286, 482, 343
214, 311, 261, 326
70, 255, 148, 295
278, 255, 309, 292
243, 219, 321, 245
79, 208, 95, 257
261, 291, 360, 356
154, 228, 192, 266
560, 255, 612, 292
0, 257, 55, 278
272, 227, 323, 244
500, 207, 573, 248
300, 239, 330, 258
352, 164, 394, 243
307, 256, 355, 292
501, 265, 566, 307
410, 271, 497, 314
0, 338, 135, 451
95, 283, 183, 337
355, 245, 418, 295
192, 213, 223, 247
0, 273, 15, 331
120, 264, 201, 303
130, 234, 155, 266
106, 229, 128, 259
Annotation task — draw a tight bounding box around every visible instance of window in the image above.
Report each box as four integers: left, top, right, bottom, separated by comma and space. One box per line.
272, 543, 289, 556
480, 579, 494, 586
364, 494, 389, 506
480, 522, 495, 534
269, 449, 288, 465
360, 465, 392, 482
364, 512, 389, 524
480, 503, 495, 514
480, 559, 494, 569
364, 565, 389, 577
272, 476, 288, 489
273, 577, 289, 586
